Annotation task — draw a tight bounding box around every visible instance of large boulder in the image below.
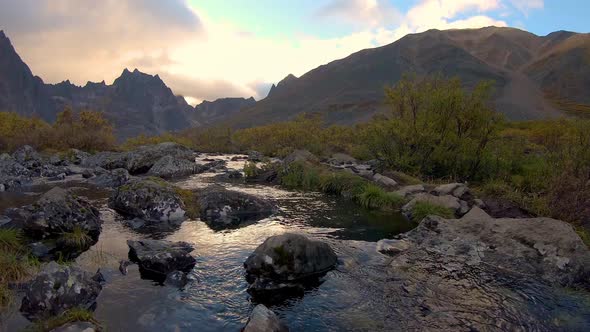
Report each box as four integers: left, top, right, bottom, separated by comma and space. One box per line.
80, 151, 127, 170
88, 168, 130, 188
482, 198, 536, 218
127, 239, 196, 279
0, 153, 32, 191
283, 150, 317, 165
198, 186, 275, 229
372, 173, 398, 188
124, 142, 194, 175
432, 183, 470, 199
243, 305, 289, 332
148, 155, 197, 179
109, 178, 187, 223
244, 233, 337, 301
12, 145, 43, 169
20, 262, 103, 320
401, 193, 464, 219
374, 207, 590, 330
394, 184, 426, 198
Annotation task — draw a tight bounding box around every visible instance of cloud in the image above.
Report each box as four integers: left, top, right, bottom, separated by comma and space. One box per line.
0, 0, 543, 105
315, 0, 402, 28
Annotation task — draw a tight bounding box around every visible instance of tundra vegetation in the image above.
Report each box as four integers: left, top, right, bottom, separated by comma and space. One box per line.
1, 75, 589, 242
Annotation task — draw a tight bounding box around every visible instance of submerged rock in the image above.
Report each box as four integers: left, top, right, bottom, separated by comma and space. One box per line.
164, 270, 189, 288
148, 155, 197, 179
127, 239, 196, 278
21, 262, 103, 320
198, 185, 275, 229
109, 178, 187, 223
244, 233, 337, 302
243, 304, 289, 332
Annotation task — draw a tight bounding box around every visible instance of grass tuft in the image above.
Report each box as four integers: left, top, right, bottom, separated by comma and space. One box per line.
0, 228, 24, 251
411, 201, 454, 223
60, 226, 92, 249
355, 184, 405, 210
175, 188, 200, 219
0, 250, 31, 284
27, 307, 101, 332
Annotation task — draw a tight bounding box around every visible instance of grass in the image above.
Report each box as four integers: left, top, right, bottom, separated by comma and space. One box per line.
0, 228, 23, 251
60, 226, 92, 249
319, 171, 367, 195
175, 188, 200, 219
355, 184, 405, 210
27, 308, 101, 332
575, 226, 590, 248
411, 201, 454, 223
0, 250, 31, 284
0, 284, 13, 308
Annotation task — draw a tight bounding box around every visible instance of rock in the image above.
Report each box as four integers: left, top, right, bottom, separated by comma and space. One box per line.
248, 151, 264, 162
394, 184, 426, 198
124, 142, 195, 175
127, 239, 196, 278
88, 168, 130, 188
283, 150, 317, 165
432, 183, 470, 199
246, 168, 279, 184
372, 173, 398, 188
473, 198, 486, 209
109, 178, 187, 222
28, 241, 56, 260
326, 153, 356, 166
376, 239, 411, 256
198, 186, 276, 229
0, 153, 32, 191
50, 321, 99, 332
350, 165, 373, 179
244, 233, 337, 283
401, 193, 462, 219
80, 151, 127, 170
82, 169, 95, 179
119, 260, 132, 275
20, 262, 103, 320
164, 271, 189, 288
148, 155, 197, 178
213, 170, 243, 181
243, 305, 289, 332
64, 149, 91, 165
12, 145, 42, 169
482, 198, 536, 218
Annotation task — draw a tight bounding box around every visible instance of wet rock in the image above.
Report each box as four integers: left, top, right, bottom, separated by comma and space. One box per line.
109, 178, 187, 222
394, 184, 426, 198
372, 173, 398, 188
245, 168, 279, 184
283, 150, 317, 165
243, 304, 289, 332
401, 193, 463, 219
20, 262, 103, 320
164, 270, 189, 288
127, 239, 196, 278
50, 321, 99, 332
248, 151, 264, 162
198, 185, 276, 229
482, 198, 536, 218
148, 155, 197, 179
119, 260, 132, 275
244, 233, 337, 302
88, 168, 130, 188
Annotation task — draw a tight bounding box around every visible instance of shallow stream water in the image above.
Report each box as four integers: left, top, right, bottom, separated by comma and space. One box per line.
1, 155, 417, 331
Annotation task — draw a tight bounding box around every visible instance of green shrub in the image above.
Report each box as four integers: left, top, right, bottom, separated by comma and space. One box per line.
176, 188, 200, 219
319, 171, 367, 195
0, 229, 23, 251
60, 226, 92, 249
355, 184, 405, 210
411, 201, 454, 223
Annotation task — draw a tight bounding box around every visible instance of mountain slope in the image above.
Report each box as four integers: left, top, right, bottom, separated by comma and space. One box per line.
193, 97, 256, 126
227, 27, 590, 128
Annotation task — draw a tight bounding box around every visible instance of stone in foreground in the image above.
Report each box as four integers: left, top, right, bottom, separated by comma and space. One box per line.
21, 262, 103, 320
109, 178, 187, 222
243, 304, 289, 332
127, 239, 196, 278
244, 233, 337, 302
198, 185, 276, 229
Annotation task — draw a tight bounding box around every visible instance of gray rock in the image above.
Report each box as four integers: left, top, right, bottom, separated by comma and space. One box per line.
245, 233, 337, 282
326, 153, 356, 166
89, 168, 130, 188
377, 239, 412, 256
148, 155, 197, 179
198, 186, 276, 229
109, 178, 187, 222
0, 153, 32, 191
80, 151, 127, 170
248, 151, 264, 162
164, 270, 189, 288
372, 173, 398, 188
482, 198, 536, 218
127, 239, 196, 277
125, 142, 194, 175
12, 145, 42, 168
283, 150, 317, 165
20, 262, 103, 320
433, 183, 470, 198
394, 184, 426, 198
243, 305, 289, 332
50, 321, 98, 332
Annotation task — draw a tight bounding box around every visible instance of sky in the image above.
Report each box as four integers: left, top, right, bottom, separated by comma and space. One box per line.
0, 0, 588, 105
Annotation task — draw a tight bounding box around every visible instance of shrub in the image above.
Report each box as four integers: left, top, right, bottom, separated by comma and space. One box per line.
320, 171, 367, 195
411, 201, 454, 223
60, 226, 93, 249
355, 184, 405, 210
0, 229, 23, 251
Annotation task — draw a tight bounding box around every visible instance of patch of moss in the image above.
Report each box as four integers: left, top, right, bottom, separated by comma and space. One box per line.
175, 188, 200, 219
26, 308, 101, 332
411, 201, 454, 223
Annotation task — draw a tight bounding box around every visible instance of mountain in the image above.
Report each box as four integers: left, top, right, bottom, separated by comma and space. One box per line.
222, 27, 590, 128
0, 31, 55, 121
0, 31, 196, 139
193, 97, 256, 126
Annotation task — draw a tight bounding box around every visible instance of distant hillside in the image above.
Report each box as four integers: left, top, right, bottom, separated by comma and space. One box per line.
225, 27, 590, 128
0, 31, 196, 139
193, 97, 256, 126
